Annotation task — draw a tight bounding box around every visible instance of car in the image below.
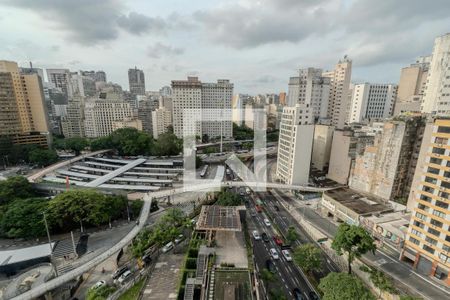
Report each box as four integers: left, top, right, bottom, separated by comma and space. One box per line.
308, 291, 319, 300
273, 205, 280, 211
269, 248, 279, 260
250, 211, 257, 217
118, 270, 132, 284
255, 205, 262, 213
282, 249, 292, 261
162, 241, 174, 253
112, 265, 129, 280
293, 288, 304, 300
263, 218, 271, 226
252, 230, 261, 240
273, 235, 283, 246
142, 254, 152, 265
174, 234, 184, 244
261, 232, 269, 242
265, 259, 276, 273
92, 280, 106, 289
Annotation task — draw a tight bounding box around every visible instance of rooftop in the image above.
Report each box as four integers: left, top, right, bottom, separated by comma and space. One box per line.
196, 205, 245, 232
324, 187, 392, 216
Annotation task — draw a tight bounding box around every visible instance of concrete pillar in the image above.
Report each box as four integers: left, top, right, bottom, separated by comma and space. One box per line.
445, 273, 450, 286
430, 260, 438, 277
412, 252, 420, 269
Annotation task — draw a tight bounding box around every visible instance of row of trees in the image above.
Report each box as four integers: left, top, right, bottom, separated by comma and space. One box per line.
215, 189, 242, 206
0, 179, 135, 238
0, 137, 58, 168
55, 128, 182, 157
131, 208, 190, 258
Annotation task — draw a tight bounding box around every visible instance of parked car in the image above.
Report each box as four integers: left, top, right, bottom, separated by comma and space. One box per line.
252, 230, 261, 240
142, 254, 152, 265
264, 218, 271, 226
293, 288, 304, 300
269, 248, 279, 260
118, 270, 132, 284
282, 249, 292, 262
174, 234, 184, 244
112, 266, 129, 280
261, 232, 269, 242
265, 259, 276, 273
273, 205, 280, 211
250, 211, 257, 217
273, 235, 283, 246
92, 280, 106, 289
162, 241, 174, 253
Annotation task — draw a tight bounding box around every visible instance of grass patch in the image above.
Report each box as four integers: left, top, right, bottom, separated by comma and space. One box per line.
117, 279, 145, 300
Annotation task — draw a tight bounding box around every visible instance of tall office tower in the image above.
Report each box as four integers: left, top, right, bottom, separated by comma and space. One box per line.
421, 33, 450, 115
138, 99, 158, 135
311, 125, 334, 171
287, 68, 331, 122
0, 60, 49, 145
279, 92, 287, 106
160, 86, 172, 97
128, 67, 146, 97
323, 57, 352, 128
152, 107, 173, 139
81, 70, 107, 83
61, 95, 85, 138
159, 96, 173, 111
402, 119, 450, 285
46, 68, 70, 96
171, 77, 203, 138
349, 117, 425, 202
348, 83, 398, 123
232, 94, 251, 126
276, 104, 314, 185
84, 95, 132, 138
201, 79, 233, 139
393, 57, 430, 115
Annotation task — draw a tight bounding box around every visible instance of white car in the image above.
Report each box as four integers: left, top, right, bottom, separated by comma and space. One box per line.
162, 241, 174, 253
118, 270, 132, 284
92, 280, 106, 289
252, 230, 261, 240
174, 234, 184, 244
282, 250, 292, 262
270, 248, 279, 260
263, 218, 271, 227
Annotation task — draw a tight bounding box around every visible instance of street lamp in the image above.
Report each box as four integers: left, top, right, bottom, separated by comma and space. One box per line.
42, 212, 53, 256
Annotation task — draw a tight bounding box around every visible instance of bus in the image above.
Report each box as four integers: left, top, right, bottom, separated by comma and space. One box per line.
200, 164, 209, 178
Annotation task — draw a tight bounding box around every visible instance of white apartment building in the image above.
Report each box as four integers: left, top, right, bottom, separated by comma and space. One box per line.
421, 33, 450, 115
287, 68, 330, 121
61, 95, 85, 138
323, 57, 352, 129
171, 77, 233, 139
201, 79, 233, 139
84, 97, 132, 138
152, 107, 172, 138
276, 104, 314, 185
349, 83, 397, 123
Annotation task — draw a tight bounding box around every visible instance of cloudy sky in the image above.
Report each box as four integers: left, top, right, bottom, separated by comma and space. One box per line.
0, 0, 449, 94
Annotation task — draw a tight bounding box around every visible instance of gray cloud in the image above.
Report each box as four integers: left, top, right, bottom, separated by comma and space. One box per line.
147, 42, 184, 59
117, 12, 168, 35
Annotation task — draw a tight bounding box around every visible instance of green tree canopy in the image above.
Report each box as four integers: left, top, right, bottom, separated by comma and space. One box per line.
360, 265, 397, 297
216, 189, 242, 206
293, 243, 322, 273
28, 148, 58, 167
286, 226, 298, 244
233, 124, 254, 140
319, 272, 375, 300
109, 128, 154, 156
90, 136, 113, 151
331, 223, 376, 274
86, 285, 116, 300
64, 137, 89, 155
0, 198, 48, 238
153, 132, 182, 156
0, 176, 34, 204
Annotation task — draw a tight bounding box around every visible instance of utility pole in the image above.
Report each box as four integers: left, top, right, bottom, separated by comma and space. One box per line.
42, 212, 53, 256
71, 231, 78, 259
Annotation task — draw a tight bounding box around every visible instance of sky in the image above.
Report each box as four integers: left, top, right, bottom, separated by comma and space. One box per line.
0, 0, 449, 94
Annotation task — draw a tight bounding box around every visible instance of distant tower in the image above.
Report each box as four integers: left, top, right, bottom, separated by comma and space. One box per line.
128, 67, 146, 97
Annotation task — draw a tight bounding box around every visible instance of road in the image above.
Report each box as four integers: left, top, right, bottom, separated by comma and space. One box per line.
245, 192, 315, 300
275, 190, 450, 300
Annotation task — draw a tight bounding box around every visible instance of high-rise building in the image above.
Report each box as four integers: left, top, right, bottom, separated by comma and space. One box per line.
421, 33, 450, 115
46, 68, 70, 96
276, 104, 314, 185
349, 117, 425, 202
402, 118, 450, 286
232, 94, 251, 126
84, 95, 132, 138
393, 57, 430, 115
311, 125, 334, 171
160, 86, 172, 97
81, 70, 107, 83
138, 99, 159, 135
348, 83, 398, 123
287, 68, 331, 121
112, 118, 142, 131
201, 79, 233, 139
152, 107, 173, 139
279, 92, 287, 106
171, 77, 233, 139
61, 95, 85, 138
128, 67, 146, 97
323, 57, 352, 129
0, 60, 49, 145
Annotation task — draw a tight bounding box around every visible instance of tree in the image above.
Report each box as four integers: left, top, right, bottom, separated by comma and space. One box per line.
319, 272, 375, 300
269, 288, 287, 300
293, 243, 322, 273
399, 295, 422, 300
109, 128, 154, 156
360, 265, 397, 297
64, 137, 89, 155
153, 132, 182, 156
0, 198, 48, 238
90, 136, 112, 151
331, 223, 376, 274
28, 148, 58, 167
260, 268, 275, 290
0, 176, 34, 204
86, 285, 115, 300
216, 189, 241, 206
286, 226, 298, 244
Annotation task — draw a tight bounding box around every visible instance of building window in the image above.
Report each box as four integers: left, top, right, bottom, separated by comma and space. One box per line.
435, 137, 448, 144
413, 220, 425, 229
428, 227, 441, 237
409, 237, 420, 245
423, 245, 435, 255
442, 181, 450, 189
435, 200, 449, 210
430, 218, 443, 228
427, 167, 440, 175
425, 236, 438, 246
432, 147, 446, 155
433, 210, 446, 219
425, 177, 437, 185
437, 126, 450, 134
423, 186, 435, 194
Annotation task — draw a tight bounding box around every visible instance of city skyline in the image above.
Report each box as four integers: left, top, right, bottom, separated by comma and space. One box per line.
0, 0, 449, 93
